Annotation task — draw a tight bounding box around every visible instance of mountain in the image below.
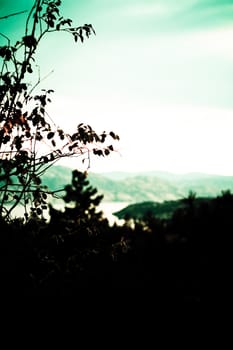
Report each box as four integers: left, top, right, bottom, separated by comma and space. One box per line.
88, 171, 233, 202
40, 165, 233, 204
113, 197, 215, 220
113, 200, 185, 220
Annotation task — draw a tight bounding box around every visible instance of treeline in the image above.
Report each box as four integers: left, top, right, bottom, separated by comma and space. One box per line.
0, 170, 230, 300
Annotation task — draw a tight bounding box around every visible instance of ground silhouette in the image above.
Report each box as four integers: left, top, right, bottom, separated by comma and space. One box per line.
0, 169, 229, 301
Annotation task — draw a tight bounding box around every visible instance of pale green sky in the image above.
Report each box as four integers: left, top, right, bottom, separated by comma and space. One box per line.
1, 0, 233, 174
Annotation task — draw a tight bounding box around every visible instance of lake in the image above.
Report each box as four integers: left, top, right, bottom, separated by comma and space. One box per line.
5, 201, 129, 226
98, 201, 129, 225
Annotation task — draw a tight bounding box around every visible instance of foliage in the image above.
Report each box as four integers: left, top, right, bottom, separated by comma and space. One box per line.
0, 0, 119, 221
49, 169, 106, 228
1, 184, 230, 296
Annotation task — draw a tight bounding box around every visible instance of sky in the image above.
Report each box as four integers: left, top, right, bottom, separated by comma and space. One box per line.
1, 0, 233, 175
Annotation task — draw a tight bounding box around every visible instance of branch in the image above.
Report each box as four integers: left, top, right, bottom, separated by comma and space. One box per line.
0, 10, 27, 20
0, 32, 10, 45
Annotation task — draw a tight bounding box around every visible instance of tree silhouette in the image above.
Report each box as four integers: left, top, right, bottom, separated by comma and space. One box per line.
0, 0, 119, 221
50, 169, 105, 226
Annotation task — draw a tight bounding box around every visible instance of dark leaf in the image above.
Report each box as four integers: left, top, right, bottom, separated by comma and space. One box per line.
48, 20, 55, 28
16, 101, 23, 108
27, 66, 33, 73
23, 35, 37, 48
36, 208, 42, 215
42, 193, 47, 200
47, 131, 55, 139
42, 156, 49, 163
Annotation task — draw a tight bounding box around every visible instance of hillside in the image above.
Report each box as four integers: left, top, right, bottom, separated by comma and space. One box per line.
113, 197, 212, 220
40, 165, 233, 204
113, 200, 184, 220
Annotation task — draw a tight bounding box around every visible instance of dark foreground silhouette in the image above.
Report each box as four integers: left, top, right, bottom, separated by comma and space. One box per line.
0, 171, 230, 300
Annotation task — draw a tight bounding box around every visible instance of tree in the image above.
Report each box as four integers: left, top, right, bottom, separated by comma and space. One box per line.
0, 0, 119, 222
50, 169, 106, 226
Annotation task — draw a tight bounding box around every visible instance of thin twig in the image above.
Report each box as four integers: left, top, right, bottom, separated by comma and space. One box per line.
0, 10, 27, 20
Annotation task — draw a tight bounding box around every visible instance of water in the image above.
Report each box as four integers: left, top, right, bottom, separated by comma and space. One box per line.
5, 201, 129, 226
98, 201, 129, 225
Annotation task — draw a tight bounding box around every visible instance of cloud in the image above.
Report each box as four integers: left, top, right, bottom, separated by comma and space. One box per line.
191, 0, 233, 11
121, 2, 178, 17
111, 0, 233, 34
183, 0, 233, 29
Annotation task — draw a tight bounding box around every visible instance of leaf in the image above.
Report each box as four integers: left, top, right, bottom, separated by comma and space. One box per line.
27, 66, 33, 73
16, 101, 23, 108
47, 131, 55, 139
23, 35, 37, 48
36, 208, 42, 215
90, 24, 96, 35
48, 20, 55, 28
32, 175, 41, 185
42, 193, 47, 200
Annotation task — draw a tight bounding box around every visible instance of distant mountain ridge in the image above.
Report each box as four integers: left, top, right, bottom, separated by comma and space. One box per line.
40, 165, 233, 203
